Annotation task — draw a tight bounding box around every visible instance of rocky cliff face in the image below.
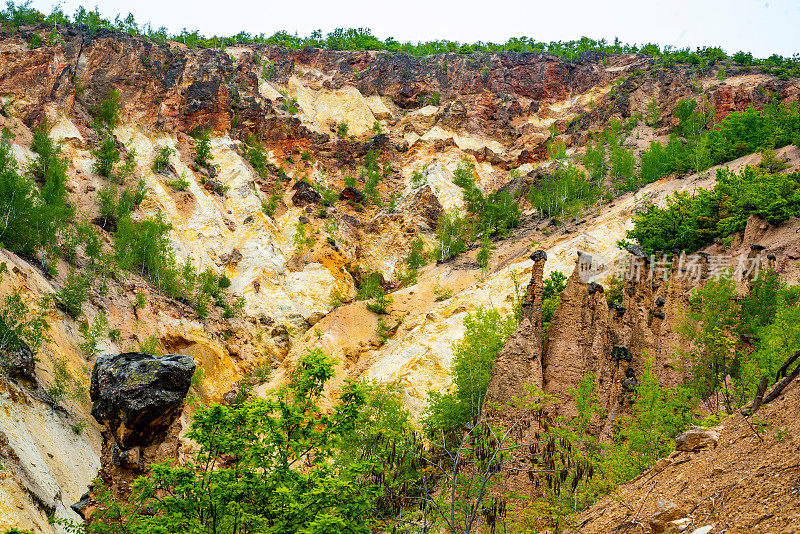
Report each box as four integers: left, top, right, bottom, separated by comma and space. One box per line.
0, 23, 798, 532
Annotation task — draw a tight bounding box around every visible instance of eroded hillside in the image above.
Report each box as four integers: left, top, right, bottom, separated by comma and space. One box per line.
0, 21, 799, 533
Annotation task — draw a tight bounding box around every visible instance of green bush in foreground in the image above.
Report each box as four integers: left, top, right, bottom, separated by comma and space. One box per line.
71, 348, 378, 534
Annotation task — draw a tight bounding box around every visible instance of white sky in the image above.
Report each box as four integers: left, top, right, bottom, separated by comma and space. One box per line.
28, 0, 800, 58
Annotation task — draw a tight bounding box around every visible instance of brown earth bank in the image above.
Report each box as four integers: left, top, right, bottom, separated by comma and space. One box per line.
570, 377, 800, 534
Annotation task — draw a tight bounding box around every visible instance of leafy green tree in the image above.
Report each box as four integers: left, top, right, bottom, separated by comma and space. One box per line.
530, 163, 600, 222
194, 130, 213, 166
582, 140, 606, 180
0, 140, 44, 254
678, 275, 740, 412
605, 360, 695, 481
452, 159, 520, 238
435, 210, 468, 262
90, 89, 122, 129
542, 270, 567, 333
626, 166, 800, 255
610, 144, 637, 191
0, 263, 50, 362
476, 233, 492, 277
92, 131, 121, 177
83, 348, 379, 534
423, 308, 516, 443
151, 146, 173, 173
646, 98, 660, 126
54, 269, 91, 318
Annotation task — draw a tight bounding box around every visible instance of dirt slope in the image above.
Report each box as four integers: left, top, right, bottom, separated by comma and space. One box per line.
572, 380, 800, 534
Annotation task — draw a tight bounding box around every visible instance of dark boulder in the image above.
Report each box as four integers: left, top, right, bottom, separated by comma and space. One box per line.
587, 282, 604, 295
291, 180, 322, 206
340, 186, 365, 203
612, 345, 632, 362
369, 133, 389, 151
1, 327, 35, 384
407, 185, 444, 230
92, 215, 117, 233
71, 491, 91, 520
623, 376, 640, 391
530, 250, 547, 262
625, 244, 650, 263
90, 352, 195, 448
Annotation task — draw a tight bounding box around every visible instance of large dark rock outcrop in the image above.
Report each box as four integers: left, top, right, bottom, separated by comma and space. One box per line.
90, 352, 195, 449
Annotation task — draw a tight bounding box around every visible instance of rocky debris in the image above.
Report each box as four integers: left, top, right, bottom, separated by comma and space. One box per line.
340, 186, 365, 203
651, 457, 673, 474
675, 426, 719, 452
2, 336, 36, 384
291, 180, 322, 206
202, 176, 226, 195
649, 500, 688, 533
220, 248, 243, 265
111, 444, 142, 469
90, 352, 195, 449
71, 491, 91, 520
626, 244, 651, 262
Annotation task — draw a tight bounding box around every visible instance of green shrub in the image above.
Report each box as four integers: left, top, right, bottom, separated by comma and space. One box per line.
98, 179, 147, 221
542, 270, 567, 333
0, 264, 50, 361
168, 173, 190, 191
152, 145, 174, 173
92, 131, 121, 177
246, 142, 269, 176
356, 269, 383, 301
55, 270, 91, 318
530, 163, 600, 222
423, 308, 516, 442
113, 214, 181, 297
78, 310, 110, 359
47, 357, 89, 410
337, 121, 349, 138
625, 166, 800, 255
194, 130, 213, 166
365, 293, 392, 314
90, 89, 122, 129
